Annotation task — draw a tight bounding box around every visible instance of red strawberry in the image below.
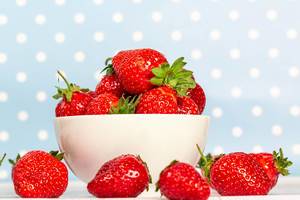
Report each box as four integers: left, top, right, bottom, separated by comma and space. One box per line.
85, 93, 119, 115
136, 86, 178, 114
187, 83, 206, 114
87, 154, 151, 198
112, 48, 167, 94
198, 148, 271, 196
95, 58, 124, 97
177, 96, 199, 114
9, 150, 68, 198
157, 161, 210, 200
53, 71, 92, 117
87, 90, 97, 98
249, 148, 292, 189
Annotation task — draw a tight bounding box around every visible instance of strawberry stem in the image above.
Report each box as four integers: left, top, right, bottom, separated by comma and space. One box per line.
49, 150, 64, 161
0, 153, 6, 166
57, 70, 71, 90
273, 148, 293, 176
110, 95, 140, 114
8, 154, 21, 166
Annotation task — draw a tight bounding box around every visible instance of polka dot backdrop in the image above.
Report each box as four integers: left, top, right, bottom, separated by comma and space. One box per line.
0, 0, 300, 181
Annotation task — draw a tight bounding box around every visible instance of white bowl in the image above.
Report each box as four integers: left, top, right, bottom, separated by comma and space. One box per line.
54, 114, 209, 183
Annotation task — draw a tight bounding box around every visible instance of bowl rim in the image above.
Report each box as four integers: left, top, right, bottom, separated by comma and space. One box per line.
55, 114, 210, 121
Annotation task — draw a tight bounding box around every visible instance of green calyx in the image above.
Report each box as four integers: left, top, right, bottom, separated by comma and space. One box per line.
109, 96, 140, 114
196, 144, 213, 181
0, 153, 6, 166
150, 57, 196, 96
273, 148, 293, 176
101, 57, 115, 75
49, 150, 64, 161
53, 70, 89, 102
8, 154, 21, 166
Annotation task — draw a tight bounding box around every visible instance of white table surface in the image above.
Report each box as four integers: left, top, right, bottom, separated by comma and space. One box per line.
0, 177, 299, 199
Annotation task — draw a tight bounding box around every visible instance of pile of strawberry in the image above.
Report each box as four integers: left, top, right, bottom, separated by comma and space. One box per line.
0, 146, 292, 199
53, 48, 206, 116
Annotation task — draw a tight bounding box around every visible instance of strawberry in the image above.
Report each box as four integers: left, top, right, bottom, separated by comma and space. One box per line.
0, 153, 6, 166
187, 83, 206, 114
136, 86, 178, 114
112, 48, 167, 94
177, 96, 199, 114
53, 71, 92, 117
95, 58, 124, 97
87, 154, 151, 198
9, 150, 68, 198
197, 146, 272, 196
249, 148, 292, 189
156, 161, 210, 200
85, 93, 119, 115
87, 90, 97, 98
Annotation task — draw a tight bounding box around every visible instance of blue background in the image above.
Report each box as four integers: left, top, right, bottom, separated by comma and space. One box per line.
0, 0, 299, 181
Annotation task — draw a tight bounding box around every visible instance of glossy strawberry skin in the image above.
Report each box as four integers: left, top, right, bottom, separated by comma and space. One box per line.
136, 86, 178, 114
112, 48, 167, 94
187, 84, 206, 114
249, 153, 278, 188
95, 74, 124, 97
210, 152, 271, 196
85, 93, 119, 115
55, 92, 92, 117
157, 162, 210, 200
177, 96, 199, 114
12, 151, 68, 198
87, 154, 150, 198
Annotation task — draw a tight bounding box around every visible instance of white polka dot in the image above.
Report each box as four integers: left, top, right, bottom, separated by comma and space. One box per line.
17, 111, 29, 121
252, 145, 264, 153
252, 105, 263, 117
212, 107, 223, 118
16, 32, 27, 44
269, 86, 281, 98
248, 29, 260, 40
74, 51, 86, 62
112, 12, 124, 23
19, 150, 27, 156
94, 32, 104, 42
213, 146, 224, 155
55, 0, 65, 6
94, 0, 103, 5
229, 48, 240, 60
0, 170, 8, 180
228, 10, 240, 21
272, 125, 283, 136
266, 9, 278, 21
16, 72, 27, 83
287, 29, 298, 40
289, 66, 299, 78
232, 126, 243, 138
37, 130, 48, 141
132, 31, 143, 42
152, 11, 162, 23
0, 52, 7, 64
210, 30, 221, 41
36, 51, 47, 63
0, 92, 8, 102
210, 68, 222, 80
56, 70, 67, 80
268, 48, 280, 59
289, 105, 300, 117
191, 49, 202, 60
74, 13, 85, 24
36, 91, 47, 102
35, 14, 46, 25
16, 0, 27, 7
292, 144, 300, 155
231, 87, 242, 98
132, 0, 142, 3
249, 67, 260, 79
54, 32, 65, 43
0, 131, 9, 142
171, 30, 182, 41
190, 10, 201, 22
0, 15, 8, 26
